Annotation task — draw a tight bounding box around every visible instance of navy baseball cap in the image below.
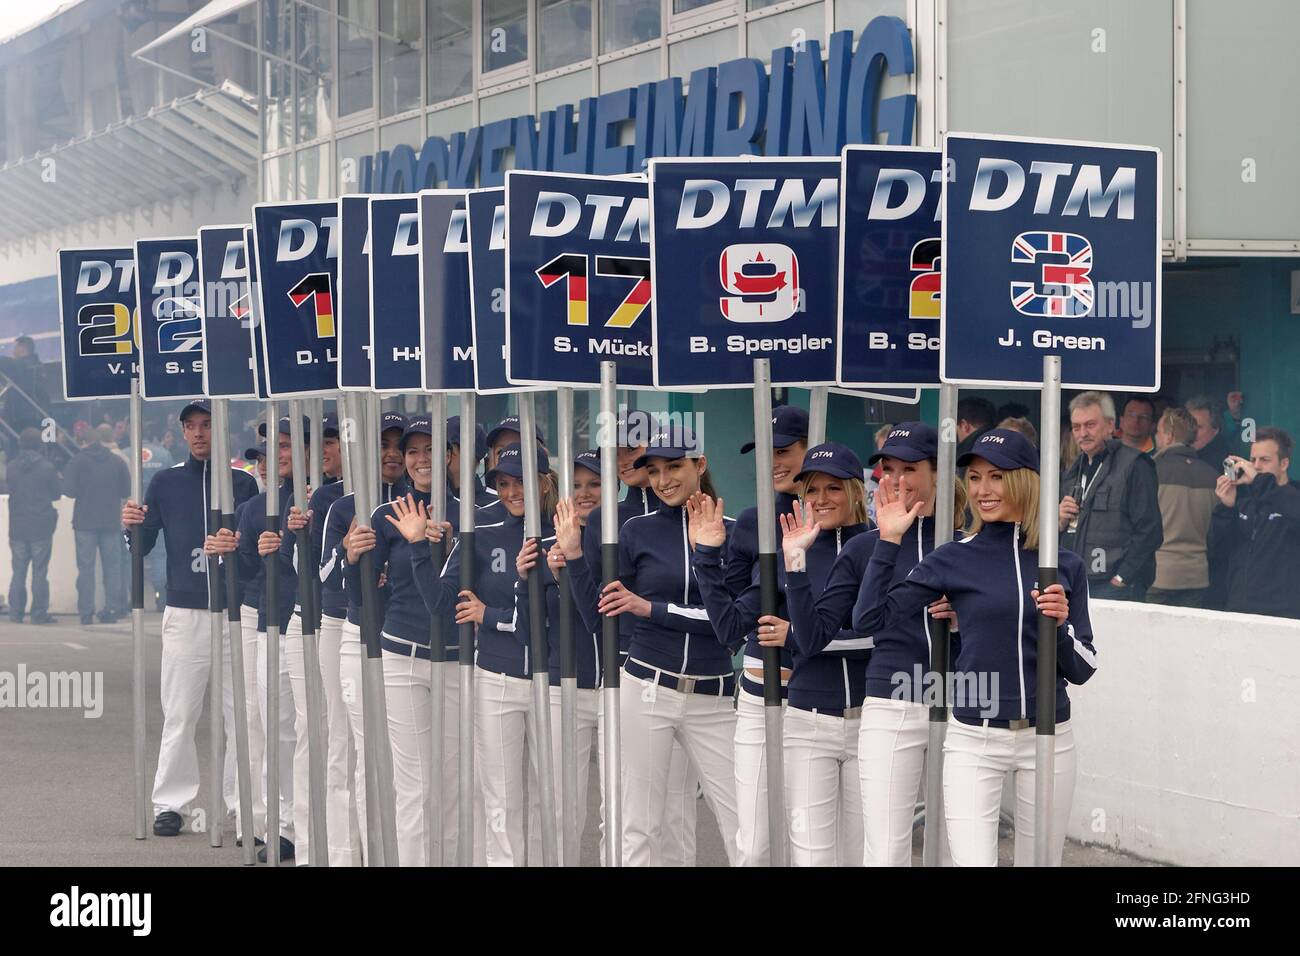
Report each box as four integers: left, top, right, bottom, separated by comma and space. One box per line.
177, 398, 211, 423
322, 414, 339, 438
446, 415, 488, 461
380, 411, 408, 435
487, 416, 545, 448
243, 444, 265, 461
957, 428, 1040, 473
257, 416, 312, 440
574, 449, 602, 475
633, 426, 702, 470
399, 416, 432, 450
868, 421, 938, 465
613, 409, 655, 448
485, 443, 551, 485
741, 404, 809, 454
795, 442, 866, 483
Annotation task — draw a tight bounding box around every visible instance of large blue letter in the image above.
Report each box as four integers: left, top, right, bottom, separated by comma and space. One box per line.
479, 118, 516, 186
764, 47, 793, 156
712, 58, 767, 157
553, 98, 598, 173
415, 136, 450, 188
448, 127, 483, 187
845, 16, 916, 146
593, 88, 637, 175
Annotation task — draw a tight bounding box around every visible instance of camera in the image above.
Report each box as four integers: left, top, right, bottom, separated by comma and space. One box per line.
1223, 459, 1243, 480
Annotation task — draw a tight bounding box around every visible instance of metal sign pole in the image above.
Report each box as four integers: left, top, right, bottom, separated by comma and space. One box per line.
751, 359, 788, 867
520, 393, 559, 867
207, 400, 226, 849
309, 397, 325, 633
290, 401, 329, 864
456, 391, 478, 868
357, 391, 400, 865
598, 361, 622, 868
264, 399, 282, 866
807, 385, 829, 446
555, 386, 579, 866
924, 383, 958, 867
1034, 356, 1063, 867
216, 400, 256, 865
428, 393, 448, 867
129, 379, 147, 841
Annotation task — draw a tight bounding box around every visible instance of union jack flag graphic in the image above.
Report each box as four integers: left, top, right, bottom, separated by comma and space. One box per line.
1009, 231, 1094, 318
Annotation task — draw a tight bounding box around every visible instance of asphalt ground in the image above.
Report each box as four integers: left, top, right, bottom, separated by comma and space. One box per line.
0, 613, 1155, 868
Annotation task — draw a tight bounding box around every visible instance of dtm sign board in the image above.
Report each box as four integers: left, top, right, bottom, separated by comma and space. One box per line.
418, 190, 476, 392
649, 158, 840, 388
198, 225, 257, 399
369, 195, 422, 392
135, 237, 203, 400
337, 195, 373, 389
57, 247, 137, 401
837, 146, 942, 388
505, 171, 654, 389
941, 133, 1161, 391
252, 200, 340, 396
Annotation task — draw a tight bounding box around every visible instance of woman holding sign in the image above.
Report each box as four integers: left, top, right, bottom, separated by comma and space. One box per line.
410, 443, 557, 867
581, 428, 742, 867
852, 429, 1098, 867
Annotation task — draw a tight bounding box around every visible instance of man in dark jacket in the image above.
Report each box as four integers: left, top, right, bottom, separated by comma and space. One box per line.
954, 397, 996, 477
1211, 427, 1300, 619
64, 424, 132, 625
6, 428, 60, 624
1059, 391, 1163, 600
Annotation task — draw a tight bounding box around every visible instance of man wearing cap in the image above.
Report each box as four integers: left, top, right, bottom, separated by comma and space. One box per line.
121, 399, 258, 839
576, 408, 698, 866
1059, 391, 1163, 601
447, 414, 496, 511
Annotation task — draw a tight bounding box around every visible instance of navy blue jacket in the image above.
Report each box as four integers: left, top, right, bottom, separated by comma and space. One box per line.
412, 511, 546, 678
573, 502, 737, 677
1211, 473, 1300, 619
576, 484, 661, 655
306, 478, 347, 619
514, 532, 600, 689
132, 455, 258, 610
852, 521, 1098, 724
235, 496, 262, 611
701, 523, 871, 711
722, 492, 799, 597
235, 481, 297, 632
787, 517, 950, 705
319, 480, 405, 627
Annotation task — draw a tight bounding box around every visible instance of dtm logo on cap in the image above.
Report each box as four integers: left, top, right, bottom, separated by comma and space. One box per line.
810, 450, 834, 460
890, 428, 911, 439
981, 434, 1007, 445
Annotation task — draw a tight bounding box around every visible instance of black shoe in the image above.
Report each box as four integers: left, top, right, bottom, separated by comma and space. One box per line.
80, 614, 94, 626
235, 836, 266, 849
96, 609, 117, 623
257, 836, 295, 863
30, 613, 55, 625
153, 811, 183, 837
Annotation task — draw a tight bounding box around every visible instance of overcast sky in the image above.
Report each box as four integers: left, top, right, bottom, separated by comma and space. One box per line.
0, 0, 79, 45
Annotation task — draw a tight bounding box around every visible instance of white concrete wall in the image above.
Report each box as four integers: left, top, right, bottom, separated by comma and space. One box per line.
1068, 600, 1300, 866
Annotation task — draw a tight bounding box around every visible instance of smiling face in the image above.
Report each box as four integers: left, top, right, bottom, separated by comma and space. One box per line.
878, 456, 937, 515
801, 472, 853, 530
965, 457, 1019, 524
182, 411, 212, 460
616, 445, 648, 488
380, 428, 405, 484
489, 430, 520, 470
645, 455, 705, 506
321, 436, 341, 478
495, 473, 526, 516
771, 441, 807, 494
572, 465, 602, 520
404, 434, 433, 492
275, 433, 293, 480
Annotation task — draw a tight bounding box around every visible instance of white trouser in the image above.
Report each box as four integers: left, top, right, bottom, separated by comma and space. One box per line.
255, 629, 296, 842
943, 717, 1077, 867
620, 669, 739, 867
733, 687, 791, 866
338, 622, 367, 858
530, 683, 600, 863
858, 697, 929, 867
230, 605, 266, 837
476, 667, 542, 866
151, 606, 238, 820
784, 705, 863, 866
381, 638, 480, 866
284, 614, 329, 865
318, 614, 362, 866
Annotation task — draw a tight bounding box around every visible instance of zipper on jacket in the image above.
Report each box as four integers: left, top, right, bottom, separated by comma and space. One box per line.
917, 516, 930, 666
680, 508, 690, 673
1012, 522, 1027, 719
836, 526, 848, 709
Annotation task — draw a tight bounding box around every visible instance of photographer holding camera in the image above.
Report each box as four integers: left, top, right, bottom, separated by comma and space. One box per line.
1211, 427, 1300, 619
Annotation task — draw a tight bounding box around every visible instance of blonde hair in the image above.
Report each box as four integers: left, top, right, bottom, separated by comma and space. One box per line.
997, 416, 1038, 446
966, 466, 1040, 550
797, 474, 869, 526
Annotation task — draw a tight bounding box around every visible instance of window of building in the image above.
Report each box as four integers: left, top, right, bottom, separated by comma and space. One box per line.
380, 0, 423, 118
338, 0, 376, 120
428, 0, 473, 104
296, 0, 334, 142
600, 0, 660, 53
538, 0, 592, 73
483, 0, 530, 75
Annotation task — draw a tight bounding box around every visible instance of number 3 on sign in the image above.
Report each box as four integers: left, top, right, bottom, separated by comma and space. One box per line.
535, 254, 650, 328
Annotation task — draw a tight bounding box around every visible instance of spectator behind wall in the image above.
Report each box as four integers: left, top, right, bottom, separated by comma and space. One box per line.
1059, 391, 1163, 601
997, 416, 1038, 446
1186, 395, 1237, 468
1211, 426, 1300, 619
1118, 396, 1157, 457
955, 397, 996, 476
1148, 408, 1219, 608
